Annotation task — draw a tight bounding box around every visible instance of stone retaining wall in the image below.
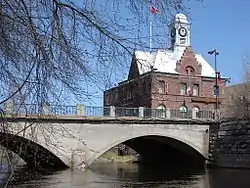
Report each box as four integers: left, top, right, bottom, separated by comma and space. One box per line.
209, 120, 250, 168
208, 122, 220, 167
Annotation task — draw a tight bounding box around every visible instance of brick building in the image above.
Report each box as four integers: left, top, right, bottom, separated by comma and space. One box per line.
104, 14, 228, 116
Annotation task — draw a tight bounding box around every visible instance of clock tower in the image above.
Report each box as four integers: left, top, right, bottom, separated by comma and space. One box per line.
170, 13, 190, 49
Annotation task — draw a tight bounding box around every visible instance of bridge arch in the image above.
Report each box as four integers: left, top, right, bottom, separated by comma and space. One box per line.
0, 132, 68, 169
87, 131, 207, 167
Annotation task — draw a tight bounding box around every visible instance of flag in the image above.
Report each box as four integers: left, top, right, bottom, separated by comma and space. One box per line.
150, 5, 160, 14
148, 0, 160, 14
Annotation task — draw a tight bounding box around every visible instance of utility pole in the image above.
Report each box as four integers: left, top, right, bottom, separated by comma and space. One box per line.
208, 49, 219, 119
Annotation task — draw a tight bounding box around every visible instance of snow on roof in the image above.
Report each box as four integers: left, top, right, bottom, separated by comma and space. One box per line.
135, 47, 216, 78
195, 54, 216, 77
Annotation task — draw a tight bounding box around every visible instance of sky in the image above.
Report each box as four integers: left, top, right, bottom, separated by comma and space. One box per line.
187, 0, 249, 84
84, 0, 250, 107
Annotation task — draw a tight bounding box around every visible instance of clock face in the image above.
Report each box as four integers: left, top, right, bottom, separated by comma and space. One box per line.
178, 27, 187, 37
171, 28, 176, 38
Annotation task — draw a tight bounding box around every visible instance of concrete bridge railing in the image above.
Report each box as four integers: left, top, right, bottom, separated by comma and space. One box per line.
3, 103, 216, 120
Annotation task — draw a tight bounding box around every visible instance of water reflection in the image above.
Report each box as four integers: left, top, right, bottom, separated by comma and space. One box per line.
5, 162, 250, 188
90, 163, 208, 188
208, 169, 250, 188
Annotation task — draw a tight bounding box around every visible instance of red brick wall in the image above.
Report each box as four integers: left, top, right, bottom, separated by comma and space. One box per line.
104, 72, 226, 111
104, 47, 227, 112
104, 74, 152, 108
150, 73, 226, 110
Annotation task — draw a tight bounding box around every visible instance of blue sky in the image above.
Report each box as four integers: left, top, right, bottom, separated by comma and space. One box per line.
188, 0, 249, 84
84, 0, 250, 106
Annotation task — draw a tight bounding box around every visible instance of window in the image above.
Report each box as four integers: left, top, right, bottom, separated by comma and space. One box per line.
126, 88, 131, 99
115, 90, 118, 101
131, 88, 135, 99
180, 83, 187, 95
193, 106, 199, 112
179, 105, 188, 118
121, 87, 125, 100
158, 80, 165, 94
156, 105, 166, 118
185, 66, 195, 76
213, 85, 219, 96
192, 106, 200, 118
179, 106, 187, 113
193, 84, 199, 96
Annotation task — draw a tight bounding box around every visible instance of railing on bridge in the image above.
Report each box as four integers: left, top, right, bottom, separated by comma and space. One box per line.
2, 103, 216, 120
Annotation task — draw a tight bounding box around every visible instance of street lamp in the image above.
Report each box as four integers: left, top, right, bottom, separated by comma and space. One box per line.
208, 49, 219, 119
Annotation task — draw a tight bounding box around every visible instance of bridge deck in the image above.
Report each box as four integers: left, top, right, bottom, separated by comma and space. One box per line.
1, 114, 217, 124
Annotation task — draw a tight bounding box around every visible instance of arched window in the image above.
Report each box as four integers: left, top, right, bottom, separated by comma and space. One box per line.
156, 105, 166, 118
193, 106, 199, 113
185, 66, 195, 76
179, 106, 188, 118
192, 106, 200, 118
179, 106, 187, 113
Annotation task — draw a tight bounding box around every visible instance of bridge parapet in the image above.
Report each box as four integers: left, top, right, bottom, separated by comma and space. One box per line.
3, 104, 216, 121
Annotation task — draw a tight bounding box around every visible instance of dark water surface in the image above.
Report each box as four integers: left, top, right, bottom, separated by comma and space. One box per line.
4, 163, 250, 188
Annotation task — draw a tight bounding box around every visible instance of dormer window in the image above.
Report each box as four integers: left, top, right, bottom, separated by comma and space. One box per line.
185, 66, 195, 76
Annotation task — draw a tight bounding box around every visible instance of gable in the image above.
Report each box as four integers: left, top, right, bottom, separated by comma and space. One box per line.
176, 47, 202, 75
128, 53, 140, 80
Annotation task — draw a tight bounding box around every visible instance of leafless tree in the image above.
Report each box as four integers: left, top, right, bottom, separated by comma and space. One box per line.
0, 0, 202, 186
221, 55, 250, 119
0, 0, 203, 106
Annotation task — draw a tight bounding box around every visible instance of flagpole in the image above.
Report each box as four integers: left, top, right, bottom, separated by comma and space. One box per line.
149, 20, 153, 53
149, 1, 159, 53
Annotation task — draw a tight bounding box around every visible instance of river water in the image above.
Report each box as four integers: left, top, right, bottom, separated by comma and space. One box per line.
2, 162, 250, 188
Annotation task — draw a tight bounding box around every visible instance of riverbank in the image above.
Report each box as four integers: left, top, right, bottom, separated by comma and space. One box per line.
95, 151, 139, 164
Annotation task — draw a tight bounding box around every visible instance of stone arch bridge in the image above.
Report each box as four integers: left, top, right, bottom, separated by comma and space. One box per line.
0, 116, 212, 169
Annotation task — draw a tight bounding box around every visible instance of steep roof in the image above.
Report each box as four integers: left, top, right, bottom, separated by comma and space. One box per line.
134, 47, 216, 78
